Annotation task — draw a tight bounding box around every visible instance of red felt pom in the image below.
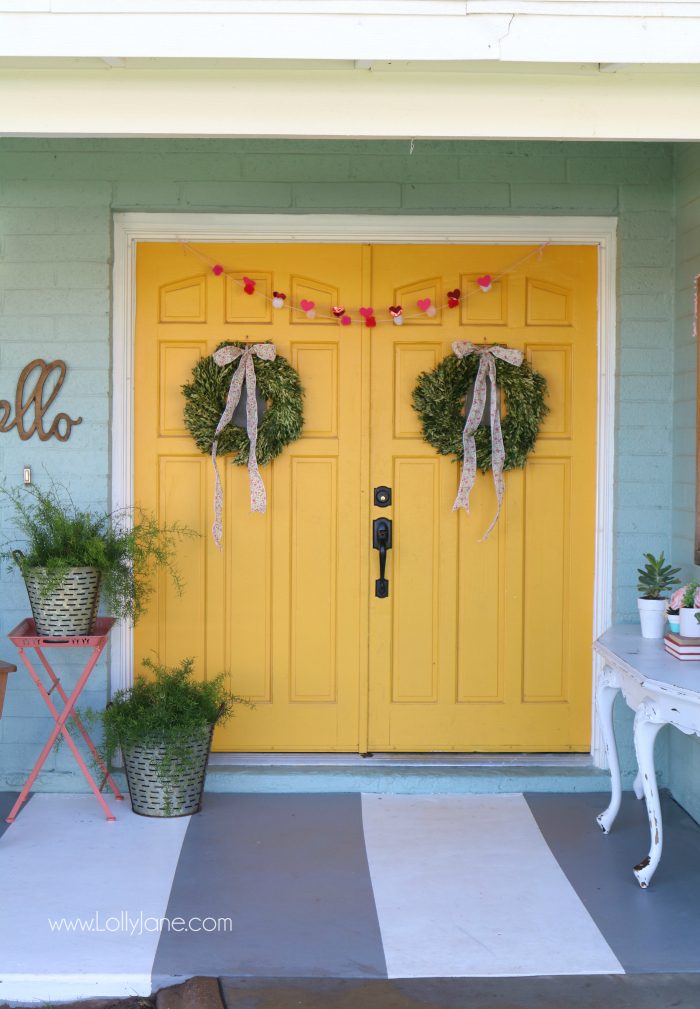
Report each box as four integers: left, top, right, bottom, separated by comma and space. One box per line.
244, 283, 255, 295
212, 264, 224, 276
366, 316, 377, 329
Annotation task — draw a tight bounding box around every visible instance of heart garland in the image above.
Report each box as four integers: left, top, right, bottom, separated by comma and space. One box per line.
183, 242, 551, 327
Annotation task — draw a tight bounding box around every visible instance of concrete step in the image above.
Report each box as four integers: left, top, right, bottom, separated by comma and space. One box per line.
110, 755, 615, 796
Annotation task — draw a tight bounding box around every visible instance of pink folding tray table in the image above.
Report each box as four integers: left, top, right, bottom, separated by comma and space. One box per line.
5, 616, 124, 824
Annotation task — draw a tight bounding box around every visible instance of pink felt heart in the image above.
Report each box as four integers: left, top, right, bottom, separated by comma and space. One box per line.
300, 299, 315, 312
359, 307, 374, 319
477, 275, 492, 288
417, 298, 432, 312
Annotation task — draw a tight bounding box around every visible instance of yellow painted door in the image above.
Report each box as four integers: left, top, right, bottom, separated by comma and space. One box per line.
135, 241, 597, 753
134, 243, 368, 750
368, 245, 598, 751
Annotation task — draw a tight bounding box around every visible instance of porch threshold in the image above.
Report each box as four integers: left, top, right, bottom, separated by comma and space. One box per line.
198, 752, 614, 795
208, 752, 595, 767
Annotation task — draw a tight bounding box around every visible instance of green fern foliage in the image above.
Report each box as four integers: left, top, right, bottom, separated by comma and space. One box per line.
2, 483, 195, 623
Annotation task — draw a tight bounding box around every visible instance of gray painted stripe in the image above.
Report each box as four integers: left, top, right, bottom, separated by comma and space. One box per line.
152, 793, 387, 985
525, 791, 700, 973
0, 792, 21, 840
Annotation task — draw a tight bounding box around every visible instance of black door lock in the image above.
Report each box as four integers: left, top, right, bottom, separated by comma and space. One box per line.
373, 517, 392, 598
374, 486, 392, 508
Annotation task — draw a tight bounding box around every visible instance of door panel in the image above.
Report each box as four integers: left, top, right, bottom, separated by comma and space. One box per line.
135, 243, 365, 751
368, 245, 597, 751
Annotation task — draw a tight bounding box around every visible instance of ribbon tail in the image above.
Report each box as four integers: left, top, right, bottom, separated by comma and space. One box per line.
211, 352, 246, 548
453, 430, 477, 514
453, 356, 487, 513
211, 437, 225, 551
481, 358, 504, 540
245, 355, 267, 514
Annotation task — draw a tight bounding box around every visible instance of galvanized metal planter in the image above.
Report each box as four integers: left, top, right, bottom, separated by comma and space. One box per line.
122, 725, 215, 817
24, 566, 101, 637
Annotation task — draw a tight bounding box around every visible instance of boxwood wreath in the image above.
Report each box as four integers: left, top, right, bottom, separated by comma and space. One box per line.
412, 350, 548, 473
182, 340, 304, 466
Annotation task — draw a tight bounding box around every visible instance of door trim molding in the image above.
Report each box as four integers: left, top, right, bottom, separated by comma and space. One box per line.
112, 212, 617, 765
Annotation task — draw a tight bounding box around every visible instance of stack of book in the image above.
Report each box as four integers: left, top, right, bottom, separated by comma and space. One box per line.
664, 631, 700, 661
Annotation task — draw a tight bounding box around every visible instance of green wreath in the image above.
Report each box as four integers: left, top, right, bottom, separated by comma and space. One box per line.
412, 351, 548, 472
182, 340, 304, 466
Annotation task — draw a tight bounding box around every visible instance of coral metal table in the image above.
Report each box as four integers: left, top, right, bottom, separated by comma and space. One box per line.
5, 617, 124, 825
595, 624, 700, 889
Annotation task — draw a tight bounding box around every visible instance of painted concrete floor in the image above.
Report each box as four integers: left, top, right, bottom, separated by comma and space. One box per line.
0, 791, 699, 1004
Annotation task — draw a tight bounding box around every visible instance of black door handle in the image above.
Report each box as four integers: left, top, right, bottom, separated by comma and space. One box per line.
373, 518, 392, 598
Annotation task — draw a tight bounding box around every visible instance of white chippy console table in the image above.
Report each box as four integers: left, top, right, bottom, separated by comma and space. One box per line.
595, 624, 700, 888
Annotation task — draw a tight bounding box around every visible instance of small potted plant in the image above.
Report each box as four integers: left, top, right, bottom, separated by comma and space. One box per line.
636, 552, 681, 639
99, 657, 250, 817
667, 605, 681, 635
2, 483, 192, 636
670, 581, 700, 638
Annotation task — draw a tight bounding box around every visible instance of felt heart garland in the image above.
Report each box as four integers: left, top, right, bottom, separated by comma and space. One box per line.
186, 242, 551, 326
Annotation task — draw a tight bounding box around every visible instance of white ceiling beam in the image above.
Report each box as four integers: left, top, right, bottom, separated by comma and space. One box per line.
1, 66, 700, 139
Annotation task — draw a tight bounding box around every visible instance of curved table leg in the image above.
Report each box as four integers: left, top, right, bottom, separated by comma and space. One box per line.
633, 699, 665, 889
596, 665, 622, 833
633, 769, 644, 800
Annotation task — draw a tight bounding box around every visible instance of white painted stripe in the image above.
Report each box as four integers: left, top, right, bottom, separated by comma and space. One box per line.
0, 794, 189, 1003
361, 793, 624, 978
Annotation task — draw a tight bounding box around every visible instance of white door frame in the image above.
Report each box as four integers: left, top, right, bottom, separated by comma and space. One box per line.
112, 212, 617, 766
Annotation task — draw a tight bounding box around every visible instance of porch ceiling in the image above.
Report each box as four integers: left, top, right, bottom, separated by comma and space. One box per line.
2, 3, 700, 63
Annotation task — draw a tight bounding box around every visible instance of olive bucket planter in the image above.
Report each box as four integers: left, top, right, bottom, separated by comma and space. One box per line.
19, 556, 101, 637
121, 723, 216, 817
99, 657, 249, 819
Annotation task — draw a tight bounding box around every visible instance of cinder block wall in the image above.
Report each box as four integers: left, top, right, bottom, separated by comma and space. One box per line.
0, 139, 675, 790
668, 144, 700, 821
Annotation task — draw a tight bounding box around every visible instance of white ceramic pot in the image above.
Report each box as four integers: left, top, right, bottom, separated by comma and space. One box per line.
680, 607, 700, 638
637, 598, 668, 639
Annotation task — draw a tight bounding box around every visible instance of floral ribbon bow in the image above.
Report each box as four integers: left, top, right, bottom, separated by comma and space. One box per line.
211, 342, 276, 549
452, 341, 524, 539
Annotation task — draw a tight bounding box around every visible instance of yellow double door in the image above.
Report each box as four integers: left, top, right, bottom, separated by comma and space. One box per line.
135, 242, 597, 753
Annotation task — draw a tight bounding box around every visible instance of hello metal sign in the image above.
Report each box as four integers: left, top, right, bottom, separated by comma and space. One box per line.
0, 359, 82, 442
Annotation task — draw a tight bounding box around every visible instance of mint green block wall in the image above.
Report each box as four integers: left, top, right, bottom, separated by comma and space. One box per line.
668, 144, 700, 822
0, 139, 675, 791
